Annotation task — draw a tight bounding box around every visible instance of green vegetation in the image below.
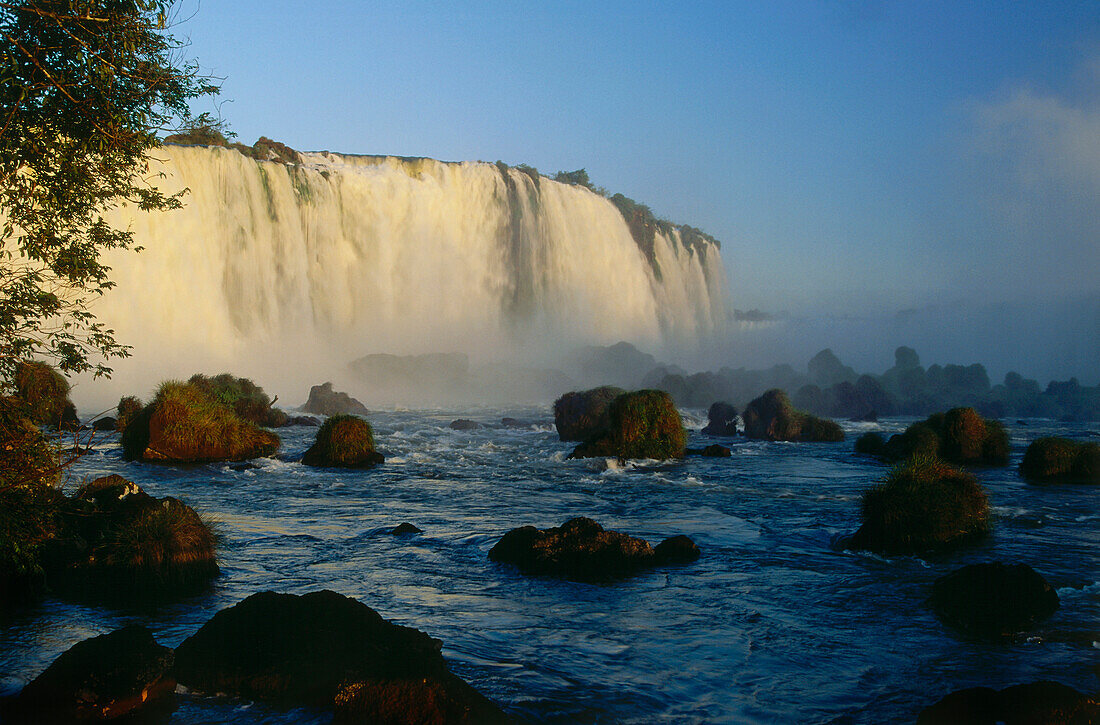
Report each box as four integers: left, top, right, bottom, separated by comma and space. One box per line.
553, 386, 625, 442
741, 389, 844, 442
0, 1, 218, 384
164, 121, 301, 166
13, 361, 73, 425
849, 457, 990, 554
187, 373, 287, 427
878, 408, 1009, 466
122, 381, 280, 463
570, 390, 686, 460
1020, 437, 1100, 483
301, 415, 384, 468
115, 396, 143, 435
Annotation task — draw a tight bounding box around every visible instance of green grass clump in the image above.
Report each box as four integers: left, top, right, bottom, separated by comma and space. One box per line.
14, 360, 74, 427
1020, 438, 1100, 483
553, 386, 625, 442
302, 415, 383, 468
570, 390, 686, 460
115, 396, 143, 434
849, 457, 990, 554
879, 408, 1008, 466
187, 373, 287, 427
742, 389, 844, 442
123, 381, 280, 463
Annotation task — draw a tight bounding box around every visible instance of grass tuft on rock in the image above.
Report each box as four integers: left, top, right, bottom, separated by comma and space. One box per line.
742, 389, 844, 442
879, 408, 1008, 466
848, 456, 990, 554
14, 360, 77, 428
1020, 437, 1100, 484
187, 373, 287, 427
302, 415, 384, 468
569, 389, 686, 460
102, 498, 220, 592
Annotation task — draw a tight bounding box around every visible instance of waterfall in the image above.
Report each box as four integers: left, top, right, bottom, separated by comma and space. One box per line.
82, 146, 728, 408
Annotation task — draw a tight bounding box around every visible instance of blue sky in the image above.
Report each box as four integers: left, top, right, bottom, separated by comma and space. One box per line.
175, 1, 1100, 316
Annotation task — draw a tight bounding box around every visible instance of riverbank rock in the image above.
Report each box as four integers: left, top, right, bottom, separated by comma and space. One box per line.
1020, 437, 1100, 483
569, 390, 686, 460
917, 681, 1099, 724
847, 458, 990, 554
928, 563, 1059, 638
174, 590, 508, 722
553, 386, 624, 441
488, 517, 698, 581
303, 382, 369, 416
742, 389, 844, 442
301, 414, 384, 468
121, 381, 280, 463
879, 408, 1009, 466
702, 401, 738, 436
13, 625, 174, 722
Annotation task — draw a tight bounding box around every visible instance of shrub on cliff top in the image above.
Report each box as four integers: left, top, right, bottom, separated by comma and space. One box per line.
569, 389, 686, 460
122, 381, 280, 463
741, 389, 844, 442
302, 415, 384, 468
553, 386, 625, 442
848, 457, 990, 554
188, 373, 287, 427
1020, 438, 1099, 484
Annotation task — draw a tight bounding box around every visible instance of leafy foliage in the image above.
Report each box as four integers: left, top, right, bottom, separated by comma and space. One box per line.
0, 1, 218, 383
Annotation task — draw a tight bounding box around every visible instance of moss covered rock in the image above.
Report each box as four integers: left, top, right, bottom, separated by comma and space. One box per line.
188, 373, 287, 427
121, 381, 280, 463
702, 401, 738, 436
879, 408, 1009, 466
847, 458, 990, 554
1020, 437, 1100, 483
302, 414, 384, 468
552, 385, 624, 442
14, 360, 79, 430
742, 389, 844, 442
568, 389, 686, 460
917, 681, 1099, 725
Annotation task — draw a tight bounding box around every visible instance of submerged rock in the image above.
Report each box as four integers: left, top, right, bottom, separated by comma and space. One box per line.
686, 444, 732, 457
929, 562, 1059, 639
449, 418, 481, 431
13, 625, 174, 722
302, 382, 369, 417
741, 389, 843, 443
301, 415, 384, 468
488, 517, 698, 581
174, 590, 508, 721
917, 681, 1099, 724
847, 458, 989, 554
390, 522, 422, 535
552, 385, 624, 442
569, 390, 686, 460
702, 401, 738, 436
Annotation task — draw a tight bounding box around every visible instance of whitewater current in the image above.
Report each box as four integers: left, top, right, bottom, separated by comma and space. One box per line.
81, 147, 727, 410
1, 413, 1097, 723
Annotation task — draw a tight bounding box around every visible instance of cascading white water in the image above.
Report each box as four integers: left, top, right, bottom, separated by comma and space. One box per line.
79, 145, 728, 409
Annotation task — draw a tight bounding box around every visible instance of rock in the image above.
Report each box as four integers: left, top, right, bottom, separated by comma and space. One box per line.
174, 590, 507, 721
686, 444, 731, 457
552, 385, 624, 442
390, 522, 422, 535
302, 414, 384, 468
653, 535, 701, 564
120, 381, 280, 463
488, 517, 697, 581
500, 417, 531, 428
850, 409, 878, 422
91, 416, 117, 431
854, 432, 886, 455
879, 408, 1009, 466
303, 382, 369, 417
917, 681, 1099, 724
701, 401, 738, 436
449, 419, 481, 431
847, 458, 990, 554
929, 563, 1059, 638
1020, 437, 1100, 484
742, 389, 844, 442
569, 390, 686, 460
287, 415, 322, 427
14, 625, 174, 722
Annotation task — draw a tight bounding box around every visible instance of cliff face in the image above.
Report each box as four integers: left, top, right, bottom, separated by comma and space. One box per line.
88, 145, 727, 405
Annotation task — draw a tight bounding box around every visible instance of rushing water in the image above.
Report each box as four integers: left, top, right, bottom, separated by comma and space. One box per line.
1, 411, 1097, 723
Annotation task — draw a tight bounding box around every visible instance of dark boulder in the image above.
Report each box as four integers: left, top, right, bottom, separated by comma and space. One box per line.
569, 390, 686, 460
929, 562, 1059, 638
1020, 437, 1100, 484
552, 385, 624, 442
488, 517, 698, 581
686, 444, 731, 457
91, 416, 117, 432
13, 625, 174, 722
174, 590, 507, 720
500, 417, 531, 428
854, 432, 886, 455
847, 458, 990, 554
302, 382, 369, 417
917, 681, 1099, 724
448, 419, 481, 431
301, 415, 384, 468
701, 401, 738, 436
287, 415, 322, 427
850, 409, 878, 423
390, 522, 422, 535
742, 389, 844, 442
653, 535, 701, 564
